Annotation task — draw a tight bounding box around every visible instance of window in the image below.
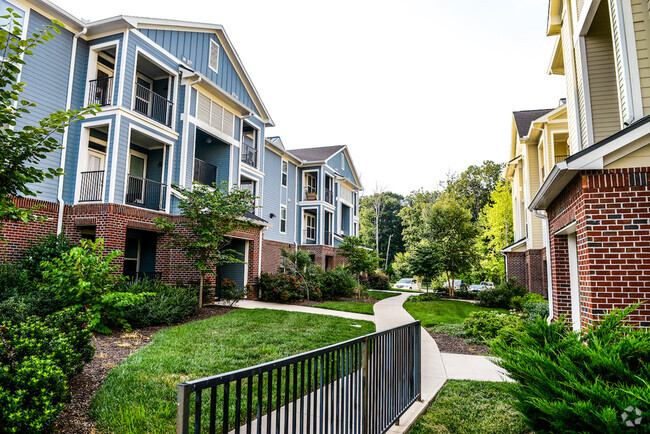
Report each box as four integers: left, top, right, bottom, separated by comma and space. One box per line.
305, 214, 316, 240
209, 40, 219, 74
281, 160, 288, 187
280, 206, 286, 233
197, 92, 234, 137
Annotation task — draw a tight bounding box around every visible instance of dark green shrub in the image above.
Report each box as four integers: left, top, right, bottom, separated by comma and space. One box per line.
19, 233, 72, 280
319, 267, 356, 299
0, 264, 31, 301
510, 292, 544, 310
477, 278, 526, 308
407, 293, 440, 302
463, 311, 523, 343
510, 293, 550, 321
492, 305, 650, 433
0, 308, 94, 433
119, 280, 199, 329
220, 278, 245, 306
454, 289, 477, 300
361, 273, 391, 290
259, 273, 321, 302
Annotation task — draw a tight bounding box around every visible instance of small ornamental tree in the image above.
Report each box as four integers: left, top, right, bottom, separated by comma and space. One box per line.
0, 12, 98, 229
338, 236, 379, 296
155, 182, 255, 307
406, 240, 441, 293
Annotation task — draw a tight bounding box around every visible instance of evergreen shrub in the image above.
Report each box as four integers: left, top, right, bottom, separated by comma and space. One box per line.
477, 278, 526, 308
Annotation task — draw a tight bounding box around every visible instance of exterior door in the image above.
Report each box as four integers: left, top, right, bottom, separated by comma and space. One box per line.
128, 152, 147, 204
93, 66, 112, 106
135, 75, 153, 116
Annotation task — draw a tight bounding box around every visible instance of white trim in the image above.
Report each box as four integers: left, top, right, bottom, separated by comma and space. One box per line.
209, 39, 219, 74
241, 119, 260, 169
281, 159, 288, 187
578, 36, 595, 147
84, 39, 120, 107
243, 240, 249, 287
74, 119, 112, 205
132, 46, 178, 130
567, 232, 581, 331
302, 169, 319, 201
189, 115, 239, 147
129, 122, 176, 146
117, 30, 129, 107
279, 204, 287, 234
108, 114, 122, 203
620, 0, 644, 122
240, 164, 264, 179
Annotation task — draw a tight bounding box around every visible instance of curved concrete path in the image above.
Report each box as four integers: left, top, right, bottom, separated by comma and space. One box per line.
234, 299, 374, 322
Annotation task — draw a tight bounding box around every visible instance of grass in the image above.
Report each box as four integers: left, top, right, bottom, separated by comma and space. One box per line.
90, 309, 374, 433
403, 299, 508, 326
410, 380, 528, 434
363, 290, 399, 300
306, 290, 399, 314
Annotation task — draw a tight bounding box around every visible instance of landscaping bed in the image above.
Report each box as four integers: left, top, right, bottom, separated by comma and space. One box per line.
428, 330, 491, 355
55, 306, 234, 433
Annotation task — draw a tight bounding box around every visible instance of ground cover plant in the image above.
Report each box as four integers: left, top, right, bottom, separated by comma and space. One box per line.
403, 299, 507, 327
477, 278, 526, 308
410, 380, 527, 434
492, 305, 650, 433
90, 309, 374, 433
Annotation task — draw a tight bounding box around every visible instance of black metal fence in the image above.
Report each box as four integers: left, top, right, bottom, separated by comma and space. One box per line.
79, 170, 104, 202
324, 189, 334, 204
134, 82, 173, 127
88, 76, 114, 106
177, 321, 421, 434
241, 144, 257, 168
125, 175, 167, 211
194, 158, 218, 186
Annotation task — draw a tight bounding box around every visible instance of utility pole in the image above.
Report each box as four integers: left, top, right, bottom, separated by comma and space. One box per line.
384, 234, 393, 270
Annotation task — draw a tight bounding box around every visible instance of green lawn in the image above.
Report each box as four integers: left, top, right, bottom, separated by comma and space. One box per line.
90, 309, 374, 433
410, 380, 528, 434
306, 290, 399, 314
403, 300, 508, 326
363, 290, 399, 300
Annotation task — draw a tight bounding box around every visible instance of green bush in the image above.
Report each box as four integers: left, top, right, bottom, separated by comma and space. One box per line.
454, 289, 477, 300
0, 308, 94, 433
38, 238, 151, 333
492, 305, 650, 433
0, 264, 31, 302
319, 267, 356, 299
119, 280, 199, 329
259, 273, 321, 302
220, 278, 245, 306
430, 323, 465, 337
477, 279, 526, 308
20, 233, 72, 281
463, 311, 523, 343
361, 272, 391, 290
407, 293, 440, 302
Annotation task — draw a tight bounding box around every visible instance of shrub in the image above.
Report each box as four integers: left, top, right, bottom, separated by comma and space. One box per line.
119, 280, 199, 329
38, 238, 151, 333
477, 278, 526, 308
407, 293, 440, 302
454, 289, 477, 300
19, 233, 72, 281
430, 323, 465, 337
0, 264, 31, 302
361, 272, 391, 290
463, 311, 523, 343
259, 273, 321, 302
319, 267, 356, 299
220, 279, 245, 306
492, 305, 650, 433
0, 308, 94, 433
522, 299, 549, 322
510, 292, 544, 310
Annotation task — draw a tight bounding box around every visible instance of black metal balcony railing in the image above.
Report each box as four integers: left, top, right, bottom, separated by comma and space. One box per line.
78, 170, 104, 202
241, 143, 257, 168
324, 230, 333, 246
176, 321, 422, 434
555, 154, 569, 164
133, 82, 173, 127
325, 188, 334, 204
303, 228, 316, 244
125, 175, 167, 211
304, 187, 317, 201
87, 76, 113, 106
193, 158, 218, 186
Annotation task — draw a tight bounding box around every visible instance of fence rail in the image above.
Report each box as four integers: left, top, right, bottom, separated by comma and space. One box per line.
555, 154, 569, 163
87, 76, 113, 106
194, 158, 218, 186
177, 321, 421, 434
134, 82, 173, 127
125, 175, 167, 211
78, 170, 104, 202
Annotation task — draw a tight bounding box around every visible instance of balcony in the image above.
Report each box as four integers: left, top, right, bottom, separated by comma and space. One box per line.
133, 83, 173, 127
302, 229, 316, 245
555, 154, 569, 164
193, 158, 218, 186
325, 188, 334, 204
241, 143, 257, 168
324, 230, 333, 246
78, 170, 104, 202
125, 175, 167, 211
304, 187, 317, 201
87, 77, 113, 107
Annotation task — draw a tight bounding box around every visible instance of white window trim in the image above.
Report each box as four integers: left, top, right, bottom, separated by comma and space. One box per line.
281, 159, 288, 187
305, 213, 316, 241
74, 120, 112, 205
84, 40, 120, 107
209, 39, 219, 74
279, 205, 287, 234
241, 120, 260, 169
303, 170, 318, 201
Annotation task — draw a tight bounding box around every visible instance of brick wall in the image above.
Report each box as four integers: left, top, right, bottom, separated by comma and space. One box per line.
504, 249, 547, 297
299, 244, 348, 270
547, 169, 650, 328
261, 239, 295, 274
505, 251, 526, 286
0, 198, 59, 260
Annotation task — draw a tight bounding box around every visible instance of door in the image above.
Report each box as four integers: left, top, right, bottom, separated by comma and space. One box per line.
127, 152, 147, 204
134, 75, 153, 116
94, 66, 112, 106
81, 150, 105, 202
568, 233, 581, 331
305, 213, 316, 242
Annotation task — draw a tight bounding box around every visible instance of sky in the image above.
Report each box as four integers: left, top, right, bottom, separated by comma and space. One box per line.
56, 0, 566, 196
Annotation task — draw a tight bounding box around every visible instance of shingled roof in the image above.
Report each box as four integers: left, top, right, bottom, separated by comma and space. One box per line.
288, 145, 345, 163
513, 109, 554, 139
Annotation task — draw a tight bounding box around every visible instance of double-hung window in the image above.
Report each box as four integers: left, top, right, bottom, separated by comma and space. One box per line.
281, 160, 288, 187
280, 206, 286, 233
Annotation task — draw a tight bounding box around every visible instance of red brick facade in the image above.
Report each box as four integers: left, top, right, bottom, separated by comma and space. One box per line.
504, 248, 548, 297
261, 239, 349, 274
546, 168, 650, 328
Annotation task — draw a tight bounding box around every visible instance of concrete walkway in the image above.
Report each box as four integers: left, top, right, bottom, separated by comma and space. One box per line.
234, 299, 374, 322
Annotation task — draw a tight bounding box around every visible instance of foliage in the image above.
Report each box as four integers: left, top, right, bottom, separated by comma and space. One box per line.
429, 323, 465, 337
19, 233, 72, 280
338, 236, 379, 278
391, 251, 411, 279
0, 263, 31, 301
403, 299, 508, 327
454, 289, 477, 300
410, 380, 528, 434
38, 238, 150, 333
399, 188, 439, 248
220, 278, 245, 307
406, 240, 441, 283
463, 311, 523, 343
280, 248, 322, 301
407, 293, 440, 302
90, 310, 374, 433
258, 272, 321, 303
423, 195, 479, 296
477, 278, 526, 309
491, 305, 650, 433
0, 307, 93, 433
510, 292, 549, 321
476, 181, 513, 282
319, 267, 356, 299
443, 161, 505, 222
118, 279, 199, 328
155, 181, 255, 307
360, 272, 391, 290
359, 191, 405, 265
0, 13, 98, 229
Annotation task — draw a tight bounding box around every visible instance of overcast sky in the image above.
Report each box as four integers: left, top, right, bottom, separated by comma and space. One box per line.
56, 0, 565, 196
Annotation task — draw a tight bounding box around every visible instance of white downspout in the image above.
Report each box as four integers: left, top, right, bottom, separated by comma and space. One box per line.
533, 209, 554, 323
614, 0, 635, 125
57, 27, 87, 234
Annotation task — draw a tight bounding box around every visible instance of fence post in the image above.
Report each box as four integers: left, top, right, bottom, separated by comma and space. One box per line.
177, 383, 191, 434
361, 336, 369, 434
415, 323, 422, 402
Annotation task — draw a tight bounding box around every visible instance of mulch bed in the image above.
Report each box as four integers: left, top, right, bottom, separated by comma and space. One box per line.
55, 306, 234, 434
429, 331, 492, 356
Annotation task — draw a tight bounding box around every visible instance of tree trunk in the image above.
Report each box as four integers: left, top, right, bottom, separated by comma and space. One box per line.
199, 273, 204, 309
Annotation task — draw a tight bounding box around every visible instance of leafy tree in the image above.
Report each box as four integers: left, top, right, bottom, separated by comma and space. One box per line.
443, 161, 504, 221
406, 240, 441, 288
477, 180, 513, 282
424, 195, 479, 296
280, 247, 319, 301
0, 12, 97, 229
359, 191, 405, 266
155, 182, 255, 308
338, 236, 379, 295
399, 189, 439, 249
391, 251, 411, 279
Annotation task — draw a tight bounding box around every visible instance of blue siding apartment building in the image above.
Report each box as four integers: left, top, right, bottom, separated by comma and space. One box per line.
1, 0, 361, 290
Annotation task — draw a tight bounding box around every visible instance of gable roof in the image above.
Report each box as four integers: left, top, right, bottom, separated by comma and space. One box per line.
266, 136, 285, 152
513, 109, 555, 139
288, 145, 345, 163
